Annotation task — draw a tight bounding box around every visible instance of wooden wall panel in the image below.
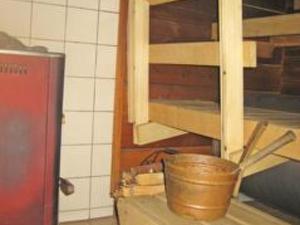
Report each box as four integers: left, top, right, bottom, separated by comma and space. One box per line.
244, 65, 283, 92
150, 0, 217, 43
282, 47, 300, 95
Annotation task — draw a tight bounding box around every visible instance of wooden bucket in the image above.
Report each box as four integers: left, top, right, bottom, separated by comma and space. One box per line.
164, 131, 296, 221
164, 154, 239, 221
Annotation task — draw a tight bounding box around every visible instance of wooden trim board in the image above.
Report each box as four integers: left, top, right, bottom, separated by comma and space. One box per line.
149, 100, 300, 161
134, 122, 186, 145
150, 42, 257, 68
212, 13, 300, 39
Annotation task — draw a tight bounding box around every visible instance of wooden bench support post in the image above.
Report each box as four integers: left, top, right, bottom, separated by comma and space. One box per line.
128, 0, 150, 125
219, 0, 244, 159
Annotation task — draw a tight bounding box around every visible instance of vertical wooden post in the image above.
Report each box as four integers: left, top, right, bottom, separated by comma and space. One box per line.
127, 0, 150, 125
219, 0, 244, 159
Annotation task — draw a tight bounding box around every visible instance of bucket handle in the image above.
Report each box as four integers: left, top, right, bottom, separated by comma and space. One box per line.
233, 130, 296, 173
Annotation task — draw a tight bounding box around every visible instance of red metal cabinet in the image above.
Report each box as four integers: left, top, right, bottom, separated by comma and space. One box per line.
0, 50, 64, 225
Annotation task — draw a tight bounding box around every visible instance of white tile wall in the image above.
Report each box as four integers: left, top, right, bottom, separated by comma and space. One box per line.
59, 178, 91, 210
60, 145, 92, 178
0, 0, 31, 37
62, 112, 93, 145
90, 176, 114, 208
36, 0, 66, 6
63, 77, 95, 111
90, 207, 114, 219
59, 210, 89, 222
66, 8, 98, 43
68, 0, 99, 10
95, 79, 115, 111
0, 0, 119, 221
98, 12, 119, 45
94, 112, 114, 144
65, 42, 96, 77
96, 45, 117, 78
92, 145, 112, 176
32, 3, 66, 40
100, 0, 120, 12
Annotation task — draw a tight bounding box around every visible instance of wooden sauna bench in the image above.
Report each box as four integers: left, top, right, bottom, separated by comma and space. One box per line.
149, 100, 300, 161
117, 194, 290, 225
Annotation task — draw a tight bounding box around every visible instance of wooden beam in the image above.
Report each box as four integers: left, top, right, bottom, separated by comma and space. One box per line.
150, 41, 257, 68
134, 122, 186, 145
219, 0, 244, 159
127, 0, 150, 124
212, 14, 300, 39
148, 0, 178, 6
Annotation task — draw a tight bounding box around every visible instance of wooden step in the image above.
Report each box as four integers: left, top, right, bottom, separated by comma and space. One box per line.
149, 100, 300, 161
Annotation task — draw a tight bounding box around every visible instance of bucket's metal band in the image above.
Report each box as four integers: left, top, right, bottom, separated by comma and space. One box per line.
166, 173, 237, 186
169, 195, 230, 210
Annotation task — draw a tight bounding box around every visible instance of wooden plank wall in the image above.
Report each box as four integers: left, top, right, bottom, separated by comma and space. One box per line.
149, 0, 293, 103
149, 1, 219, 103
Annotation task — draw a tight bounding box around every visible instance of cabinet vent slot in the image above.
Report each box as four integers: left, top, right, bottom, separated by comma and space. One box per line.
0, 63, 28, 75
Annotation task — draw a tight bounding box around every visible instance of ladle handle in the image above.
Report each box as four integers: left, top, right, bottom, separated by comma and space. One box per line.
239, 131, 296, 171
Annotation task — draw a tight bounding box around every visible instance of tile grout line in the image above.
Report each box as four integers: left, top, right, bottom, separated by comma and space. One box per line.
60, 205, 114, 213
60, 175, 111, 180
88, 0, 102, 219
8, 0, 119, 14
61, 142, 113, 146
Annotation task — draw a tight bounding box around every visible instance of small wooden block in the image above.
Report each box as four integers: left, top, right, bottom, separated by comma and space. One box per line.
135, 173, 164, 186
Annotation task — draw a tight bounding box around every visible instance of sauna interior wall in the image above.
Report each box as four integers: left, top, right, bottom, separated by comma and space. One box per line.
112, 0, 299, 190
